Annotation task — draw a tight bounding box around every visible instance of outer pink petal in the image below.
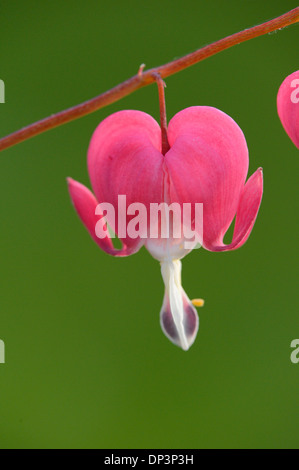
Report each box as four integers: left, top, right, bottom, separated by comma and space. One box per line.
87, 110, 164, 250
277, 71, 299, 149
165, 106, 249, 249
67, 178, 141, 256
205, 167, 263, 251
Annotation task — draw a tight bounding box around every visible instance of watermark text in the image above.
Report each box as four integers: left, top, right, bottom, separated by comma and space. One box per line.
0, 339, 5, 363
290, 339, 299, 364
0, 79, 5, 103
95, 195, 203, 249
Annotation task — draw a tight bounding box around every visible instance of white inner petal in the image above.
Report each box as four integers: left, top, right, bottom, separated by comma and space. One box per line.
161, 259, 195, 351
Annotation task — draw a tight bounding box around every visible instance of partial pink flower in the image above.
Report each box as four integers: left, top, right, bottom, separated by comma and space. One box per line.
277, 70, 299, 149
68, 106, 263, 350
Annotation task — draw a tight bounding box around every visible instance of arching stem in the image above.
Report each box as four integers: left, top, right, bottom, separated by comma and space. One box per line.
0, 7, 298, 153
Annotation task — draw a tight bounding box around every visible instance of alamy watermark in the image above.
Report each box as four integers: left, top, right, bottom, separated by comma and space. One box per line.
95, 196, 203, 249
0, 79, 5, 103
290, 339, 299, 364
0, 339, 5, 363
290, 79, 299, 104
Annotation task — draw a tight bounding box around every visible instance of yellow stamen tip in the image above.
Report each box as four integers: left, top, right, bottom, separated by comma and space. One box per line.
191, 298, 205, 307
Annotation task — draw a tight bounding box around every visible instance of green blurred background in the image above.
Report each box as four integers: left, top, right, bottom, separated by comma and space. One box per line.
0, 0, 298, 449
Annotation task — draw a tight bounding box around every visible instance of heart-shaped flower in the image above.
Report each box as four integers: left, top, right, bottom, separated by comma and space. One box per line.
68, 106, 263, 350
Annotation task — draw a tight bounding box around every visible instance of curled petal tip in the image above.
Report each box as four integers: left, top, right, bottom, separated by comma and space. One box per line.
67, 177, 113, 250
205, 167, 263, 252
67, 178, 141, 257
66, 177, 78, 189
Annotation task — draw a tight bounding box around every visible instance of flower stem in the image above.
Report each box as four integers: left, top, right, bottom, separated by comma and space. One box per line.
0, 7, 298, 153
153, 73, 170, 155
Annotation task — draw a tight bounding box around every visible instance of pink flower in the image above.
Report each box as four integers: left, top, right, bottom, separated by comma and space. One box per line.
68, 106, 263, 350
277, 70, 299, 149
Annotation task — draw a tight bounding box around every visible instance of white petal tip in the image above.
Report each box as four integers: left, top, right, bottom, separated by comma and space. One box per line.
160, 292, 199, 351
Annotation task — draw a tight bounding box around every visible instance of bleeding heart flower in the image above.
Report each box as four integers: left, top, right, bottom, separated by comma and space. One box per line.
67, 106, 263, 351
277, 70, 299, 149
